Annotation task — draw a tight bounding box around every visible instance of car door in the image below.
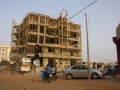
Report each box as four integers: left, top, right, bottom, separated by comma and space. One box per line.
80, 65, 89, 77
70, 65, 78, 77
75, 65, 83, 77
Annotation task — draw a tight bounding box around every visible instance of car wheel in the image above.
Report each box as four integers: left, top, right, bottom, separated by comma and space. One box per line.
67, 74, 73, 80
92, 73, 99, 79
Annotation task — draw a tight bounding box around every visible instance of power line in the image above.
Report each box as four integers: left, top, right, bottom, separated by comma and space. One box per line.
68, 0, 97, 20
68, 13, 72, 22
82, 56, 116, 61
83, 50, 116, 53
90, 56, 116, 61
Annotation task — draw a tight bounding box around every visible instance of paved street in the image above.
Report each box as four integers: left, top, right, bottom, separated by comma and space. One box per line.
0, 73, 120, 90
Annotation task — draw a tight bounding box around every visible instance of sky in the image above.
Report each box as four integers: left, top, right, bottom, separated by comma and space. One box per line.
0, 0, 120, 63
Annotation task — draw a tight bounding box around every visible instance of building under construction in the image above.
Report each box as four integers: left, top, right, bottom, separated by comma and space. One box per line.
10, 10, 82, 69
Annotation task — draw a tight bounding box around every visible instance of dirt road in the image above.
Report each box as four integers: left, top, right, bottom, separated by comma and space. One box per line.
0, 73, 120, 90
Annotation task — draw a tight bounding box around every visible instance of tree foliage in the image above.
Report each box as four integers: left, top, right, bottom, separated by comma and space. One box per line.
0, 60, 9, 66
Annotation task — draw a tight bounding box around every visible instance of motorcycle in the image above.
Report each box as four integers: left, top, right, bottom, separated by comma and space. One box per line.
112, 70, 116, 77
105, 69, 116, 76
52, 72, 58, 80
46, 73, 52, 83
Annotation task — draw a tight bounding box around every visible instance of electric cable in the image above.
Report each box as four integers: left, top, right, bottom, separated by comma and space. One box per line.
82, 56, 116, 61
90, 56, 116, 61
68, 13, 72, 22
68, 0, 97, 20
83, 50, 116, 53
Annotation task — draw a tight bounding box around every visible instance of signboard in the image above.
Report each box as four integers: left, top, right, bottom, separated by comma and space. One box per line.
33, 60, 36, 65
21, 58, 31, 71
36, 59, 40, 68
33, 59, 40, 68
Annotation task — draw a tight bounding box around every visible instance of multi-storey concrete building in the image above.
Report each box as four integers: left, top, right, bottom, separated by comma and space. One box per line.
0, 44, 10, 62
10, 10, 82, 69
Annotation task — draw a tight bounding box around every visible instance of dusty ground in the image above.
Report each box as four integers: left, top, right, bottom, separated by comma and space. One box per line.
0, 73, 120, 90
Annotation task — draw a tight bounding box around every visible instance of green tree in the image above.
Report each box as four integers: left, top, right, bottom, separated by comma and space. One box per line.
0, 60, 9, 66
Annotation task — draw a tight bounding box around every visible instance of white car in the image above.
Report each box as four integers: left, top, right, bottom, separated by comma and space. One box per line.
63, 64, 105, 80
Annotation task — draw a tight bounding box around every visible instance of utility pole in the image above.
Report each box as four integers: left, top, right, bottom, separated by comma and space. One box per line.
85, 13, 90, 81
33, 62, 36, 83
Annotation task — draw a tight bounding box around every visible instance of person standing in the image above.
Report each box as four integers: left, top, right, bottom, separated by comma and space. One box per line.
55, 62, 57, 73
92, 62, 97, 69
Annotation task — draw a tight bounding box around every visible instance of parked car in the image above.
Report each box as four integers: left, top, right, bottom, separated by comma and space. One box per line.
63, 64, 105, 80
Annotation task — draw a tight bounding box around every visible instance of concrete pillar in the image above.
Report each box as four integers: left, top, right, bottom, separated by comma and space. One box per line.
43, 58, 48, 68
113, 37, 120, 75
37, 25, 39, 44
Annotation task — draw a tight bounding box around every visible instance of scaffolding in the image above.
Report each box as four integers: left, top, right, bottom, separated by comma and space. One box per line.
10, 10, 82, 69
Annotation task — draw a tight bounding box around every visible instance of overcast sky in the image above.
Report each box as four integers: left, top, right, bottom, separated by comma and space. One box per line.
0, 0, 120, 63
